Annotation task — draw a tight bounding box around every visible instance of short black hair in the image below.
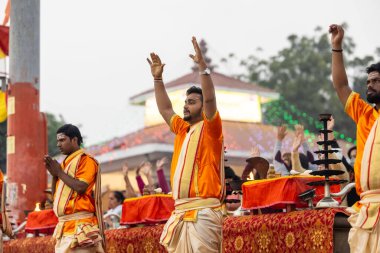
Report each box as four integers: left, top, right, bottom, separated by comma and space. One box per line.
366, 62, 380, 74
56, 124, 83, 146
347, 146, 357, 159
186, 86, 203, 101
113, 191, 125, 204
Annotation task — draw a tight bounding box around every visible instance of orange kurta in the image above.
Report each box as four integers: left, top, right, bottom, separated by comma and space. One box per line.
345, 92, 380, 204
170, 111, 223, 199
54, 150, 98, 235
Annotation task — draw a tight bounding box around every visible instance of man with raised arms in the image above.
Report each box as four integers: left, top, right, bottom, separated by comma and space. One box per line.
330, 24, 380, 253
147, 37, 225, 252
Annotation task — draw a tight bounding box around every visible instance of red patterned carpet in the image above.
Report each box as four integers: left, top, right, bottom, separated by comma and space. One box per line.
4, 208, 347, 253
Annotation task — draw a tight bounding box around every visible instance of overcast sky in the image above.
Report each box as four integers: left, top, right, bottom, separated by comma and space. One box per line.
2, 0, 380, 145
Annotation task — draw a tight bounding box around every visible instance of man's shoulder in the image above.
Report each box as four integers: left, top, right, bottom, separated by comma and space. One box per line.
171, 114, 190, 133
347, 92, 372, 110
80, 152, 99, 166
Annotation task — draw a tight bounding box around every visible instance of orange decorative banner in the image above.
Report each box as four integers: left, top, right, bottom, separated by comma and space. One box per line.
121, 194, 174, 225
242, 176, 341, 209
4, 209, 349, 253
223, 208, 348, 252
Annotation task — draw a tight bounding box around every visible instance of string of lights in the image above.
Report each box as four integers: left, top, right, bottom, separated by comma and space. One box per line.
262, 97, 356, 145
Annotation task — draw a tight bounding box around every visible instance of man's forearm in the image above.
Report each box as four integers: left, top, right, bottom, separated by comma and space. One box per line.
154, 80, 174, 122
154, 81, 172, 110
51, 176, 58, 196
135, 175, 145, 195
291, 152, 306, 173
332, 51, 349, 91
157, 169, 170, 193
57, 171, 88, 194
199, 63, 217, 117
124, 175, 137, 198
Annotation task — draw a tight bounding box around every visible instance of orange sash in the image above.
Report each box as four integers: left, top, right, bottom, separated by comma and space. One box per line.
53, 149, 84, 217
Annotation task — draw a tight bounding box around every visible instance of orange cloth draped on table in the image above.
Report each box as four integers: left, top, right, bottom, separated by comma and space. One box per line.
242, 176, 341, 209
25, 209, 58, 234
120, 194, 174, 225
345, 92, 380, 210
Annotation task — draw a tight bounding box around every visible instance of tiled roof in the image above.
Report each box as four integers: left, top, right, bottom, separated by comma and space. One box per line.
86, 121, 352, 158
130, 71, 277, 102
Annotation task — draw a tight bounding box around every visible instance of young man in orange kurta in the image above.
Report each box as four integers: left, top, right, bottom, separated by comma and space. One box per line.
44, 124, 104, 253
147, 37, 225, 253
330, 24, 380, 253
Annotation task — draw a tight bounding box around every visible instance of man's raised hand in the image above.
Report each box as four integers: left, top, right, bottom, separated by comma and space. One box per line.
292, 134, 303, 152
277, 125, 287, 141
189, 37, 206, 69
329, 24, 344, 49
156, 157, 168, 169
250, 144, 260, 158
147, 53, 165, 80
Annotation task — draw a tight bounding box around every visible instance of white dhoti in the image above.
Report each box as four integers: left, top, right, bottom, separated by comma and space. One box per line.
54, 212, 104, 253
163, 207, 223, 253
55, 236, 104, 253
348, 211, 380, 253
348, 117, 380, 253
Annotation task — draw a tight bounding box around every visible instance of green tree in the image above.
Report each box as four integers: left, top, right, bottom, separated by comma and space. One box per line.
230, 25, 379, 142
0, 113, 66, 172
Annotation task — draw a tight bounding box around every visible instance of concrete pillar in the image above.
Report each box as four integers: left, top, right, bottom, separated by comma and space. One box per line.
7, 0, 47, 221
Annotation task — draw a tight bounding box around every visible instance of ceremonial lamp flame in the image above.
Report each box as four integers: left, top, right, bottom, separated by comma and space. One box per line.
34, 202, 41, 212
247, 172, 254, 181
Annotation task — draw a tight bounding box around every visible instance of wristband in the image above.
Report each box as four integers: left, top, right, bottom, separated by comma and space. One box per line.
332, 48, 343, 53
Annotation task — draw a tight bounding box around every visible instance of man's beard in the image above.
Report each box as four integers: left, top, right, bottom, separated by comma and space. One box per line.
184, 115, 191, 121
366, 90, 380, 104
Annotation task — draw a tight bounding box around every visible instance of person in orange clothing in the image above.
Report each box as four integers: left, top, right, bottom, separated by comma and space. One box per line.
330, 24, 380, 253
147, 37, 225, 253
44, 124, 104, 253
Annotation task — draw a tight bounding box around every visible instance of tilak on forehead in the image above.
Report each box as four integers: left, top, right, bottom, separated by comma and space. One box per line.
57, 133, 66, 139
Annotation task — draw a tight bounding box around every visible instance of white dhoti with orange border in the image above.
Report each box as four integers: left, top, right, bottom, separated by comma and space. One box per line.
348, 117, 380, 253
160, 121, 225, 253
